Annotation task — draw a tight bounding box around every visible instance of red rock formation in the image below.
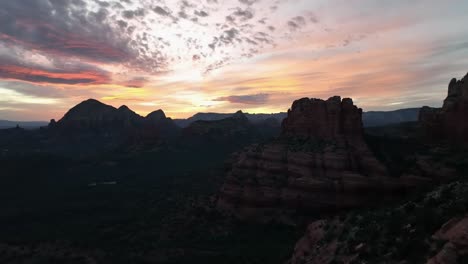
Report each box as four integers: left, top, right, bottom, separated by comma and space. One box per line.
427, 216, 468, 264
281, 96, 363, 139
420, 72, 468, 145
217, 96, 419, 221
288, 219, 351, 264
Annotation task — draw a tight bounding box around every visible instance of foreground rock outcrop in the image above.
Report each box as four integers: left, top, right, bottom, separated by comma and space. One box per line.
217, 96, 424, 221
428, 216, 468, 264
288, 181, 468, 264
420, 72, 468, 145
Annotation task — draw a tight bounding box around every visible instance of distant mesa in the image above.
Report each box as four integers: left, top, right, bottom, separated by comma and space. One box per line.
419, 72, 468, 145
217, 96, 428, 221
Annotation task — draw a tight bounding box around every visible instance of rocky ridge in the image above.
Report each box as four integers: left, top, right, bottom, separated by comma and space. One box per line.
49, 99, 179, 137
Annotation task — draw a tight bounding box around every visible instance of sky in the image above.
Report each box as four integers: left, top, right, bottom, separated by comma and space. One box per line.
1, 0, 468, 121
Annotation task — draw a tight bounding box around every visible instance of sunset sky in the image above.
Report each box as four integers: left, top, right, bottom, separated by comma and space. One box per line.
1, 0, 468, 121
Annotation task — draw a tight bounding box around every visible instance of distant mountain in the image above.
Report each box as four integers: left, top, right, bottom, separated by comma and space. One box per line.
0, 120, 48, 129
50, 99, 180, 140
362, 108, 420, 127
174, 112, 288, 128
182, 110, 253, 140
174, 109, 420, 128
1, 106, 420, 131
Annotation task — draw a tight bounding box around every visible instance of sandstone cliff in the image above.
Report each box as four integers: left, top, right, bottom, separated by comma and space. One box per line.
217, 96, 422, 221
420, 72, 468, 145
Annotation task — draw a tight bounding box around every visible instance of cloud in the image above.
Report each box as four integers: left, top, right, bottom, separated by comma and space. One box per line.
288, 16, 307, 31
121, 77, 148, 88
0, 1, 169, 73
309, 13, 319, 23
0, 55, 111, 85
122, 8, 146, 19
194, 10, 209, 17
232, 8, 254, 21
153, 6, 170, 16
214, 93, 270, 104
0, 1, 135, 63
239, 0, 259, 6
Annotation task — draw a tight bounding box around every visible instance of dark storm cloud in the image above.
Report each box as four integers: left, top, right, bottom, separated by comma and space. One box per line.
214, 93, 270, 104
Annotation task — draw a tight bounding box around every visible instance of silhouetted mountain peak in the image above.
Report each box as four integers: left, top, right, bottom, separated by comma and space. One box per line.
61, 99, 116, 121
232, 110, 248, 121
146, 109, 166, 121
118, 105, 130, 111
117, 105, 141, 119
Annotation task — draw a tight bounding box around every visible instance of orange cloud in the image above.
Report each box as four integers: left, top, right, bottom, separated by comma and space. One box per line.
0, 64, 111, 85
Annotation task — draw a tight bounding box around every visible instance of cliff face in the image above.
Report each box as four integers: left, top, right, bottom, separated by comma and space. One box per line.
281, 96, 363, 139
217, 97, 420, 221
420, 73, 468, 145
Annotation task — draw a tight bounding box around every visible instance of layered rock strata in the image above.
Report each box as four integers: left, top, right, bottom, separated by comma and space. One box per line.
217, 96, 421, 220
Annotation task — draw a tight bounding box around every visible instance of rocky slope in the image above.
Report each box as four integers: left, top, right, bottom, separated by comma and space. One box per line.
288, 182, 468, 264
420, 72, 468, 145
217, 96, 426, 221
